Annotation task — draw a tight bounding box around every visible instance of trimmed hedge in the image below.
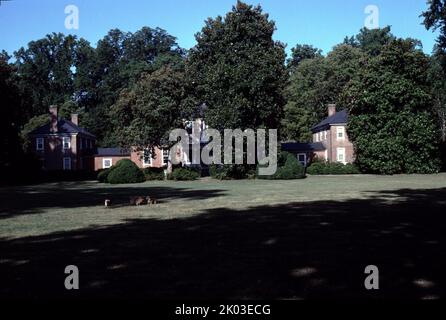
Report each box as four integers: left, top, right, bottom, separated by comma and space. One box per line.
106, 159, 145, 184
307, 161, 360, 175
257, 151, 306, 180
143, 167, 165, 181
168, 167, 200, 181
97, 168, 111, 182
209, 164, 256, 180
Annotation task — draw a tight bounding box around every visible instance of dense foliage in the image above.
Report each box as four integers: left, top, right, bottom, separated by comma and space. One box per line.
257, 151, 306, 180
307, 161, 360, 175
106, 159, 146, 184
341, 39, 441, 174
143, 167, 166, 181
186, 1, 287, 131
168, 167, 200, 181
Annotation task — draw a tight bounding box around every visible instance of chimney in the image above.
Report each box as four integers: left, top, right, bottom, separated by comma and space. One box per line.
71, 113, 79, 126
49, 105, 58, 133
328, 104, 336, 117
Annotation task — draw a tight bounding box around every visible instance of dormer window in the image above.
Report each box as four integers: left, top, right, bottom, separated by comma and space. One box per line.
36, 138, 44, 151
63, 137, 71, 150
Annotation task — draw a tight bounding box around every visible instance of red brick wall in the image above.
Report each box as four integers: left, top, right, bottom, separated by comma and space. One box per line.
94, 156, 130, 171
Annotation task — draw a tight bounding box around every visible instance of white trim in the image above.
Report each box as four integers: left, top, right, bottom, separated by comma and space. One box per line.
297, 153, 307, 166
63, 157, 71, 170
162, 149, 169, 165
336, 147, 346, 164
336, 126, 345, 141
36, 138, 44, 151
62, 136, 71, 150
102, 158, 112, 169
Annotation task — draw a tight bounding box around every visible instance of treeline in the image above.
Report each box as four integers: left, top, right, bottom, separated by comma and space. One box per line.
1, 1, 446, 176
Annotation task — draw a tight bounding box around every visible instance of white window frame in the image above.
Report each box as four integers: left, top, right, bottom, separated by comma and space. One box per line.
143, 149, 152, 166
63, 157, 71, 170
297, 153, 307, 166
336, 127, 345, 141
62, 136, 71, 150
315, 133, 319, 142
162, 149, 169, 165
36, 138, 44, 151
336, 147, 346, 164
324, 131, 327, 140
102, 158, 112, 169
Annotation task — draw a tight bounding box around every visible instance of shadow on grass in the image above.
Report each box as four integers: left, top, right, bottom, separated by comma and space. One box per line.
0, 187, 445, 299
0, 182, 226, 219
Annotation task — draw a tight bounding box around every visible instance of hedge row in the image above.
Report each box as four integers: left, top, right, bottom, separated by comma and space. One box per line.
307, 161, 360, 175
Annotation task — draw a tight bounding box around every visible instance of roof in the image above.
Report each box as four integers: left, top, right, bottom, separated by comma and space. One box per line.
311, 109, 348, 132
29, 118, 95, 138
281, 142, 326, 152
96, 148, 130, 157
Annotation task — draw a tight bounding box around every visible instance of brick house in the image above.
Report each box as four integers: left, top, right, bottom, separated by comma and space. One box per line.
29, 106, 96, 171
282, 104, 354, 166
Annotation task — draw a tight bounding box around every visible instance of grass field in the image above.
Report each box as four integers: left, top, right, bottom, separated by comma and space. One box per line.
1, 174, 446, 299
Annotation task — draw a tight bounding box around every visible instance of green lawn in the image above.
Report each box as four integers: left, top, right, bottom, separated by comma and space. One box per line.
1, 174, 446, 299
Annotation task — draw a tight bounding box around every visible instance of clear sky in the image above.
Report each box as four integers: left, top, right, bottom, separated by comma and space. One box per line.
0, 0, 439, 57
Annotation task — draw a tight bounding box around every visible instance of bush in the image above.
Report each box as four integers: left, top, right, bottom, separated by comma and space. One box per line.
106, 159, 145, 184
210, 164, 256, 180
257, 151, 305, 180
307, 161, 360, 175
143, 167, 165, 181
168, 167, 200, 181
97, 168, 111, 183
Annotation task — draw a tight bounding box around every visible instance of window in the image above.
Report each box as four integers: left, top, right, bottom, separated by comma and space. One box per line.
63, 137, 71, 150
320, 132, 324, 141
36, 138, 44, 151
315, 133, 319, 142
162, 149, 169, 165
103, 158, 112, 169
336, 127, 345, 140
297, 153, 307, 166
324, 131, 327, 140
336, 148, 346, 164
63, 157, 71, 170
143, 149, 152, 166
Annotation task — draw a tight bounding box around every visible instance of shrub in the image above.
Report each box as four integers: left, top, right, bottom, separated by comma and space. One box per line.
97, 168, 111, 183
106, 159, 145, 184
210, 164, 256, 180
257, 151, 305, 180
169, 167, 200, 181
143, 167, 165, 181
307, 161, 360, 175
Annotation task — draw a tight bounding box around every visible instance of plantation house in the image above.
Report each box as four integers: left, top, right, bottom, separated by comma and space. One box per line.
30, 104, 354, 171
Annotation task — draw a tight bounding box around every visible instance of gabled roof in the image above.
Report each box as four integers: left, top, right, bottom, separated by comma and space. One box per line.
96, 148, 130, 157
281, 142, 326, 152
29, 118, 95, 138
311, 109, 348, 132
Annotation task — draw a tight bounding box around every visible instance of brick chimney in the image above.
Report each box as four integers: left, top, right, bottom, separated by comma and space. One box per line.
328, 104, 336, 117
49, 105, 58, 133
71, 113, 79, 126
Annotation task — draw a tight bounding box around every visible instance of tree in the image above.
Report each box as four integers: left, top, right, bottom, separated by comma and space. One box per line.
187, 1, 287, 131
341, 39, 441, 174
422, 0, 446, 64
282, 44, 364, 141
110, 66, 190, 151
0, 54, 22, 172
287, 44, 322, 72
354, 26, 395, 56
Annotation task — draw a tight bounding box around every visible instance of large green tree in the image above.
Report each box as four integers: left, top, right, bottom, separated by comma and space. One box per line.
187, 1, 287, 131
282, 44, 364, 141
342, 39, 441, 174
110, 66, 191, 150
287, 44, 322, 72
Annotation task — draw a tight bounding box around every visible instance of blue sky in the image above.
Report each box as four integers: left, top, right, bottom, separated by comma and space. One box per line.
0, 0, 439, 57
